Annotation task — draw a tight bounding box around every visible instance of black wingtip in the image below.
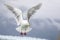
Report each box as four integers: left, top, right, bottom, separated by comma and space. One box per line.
37, 3, 42, 7
35, 3, 42, 10
4, 3, 7, 6
4, 3, 10, 8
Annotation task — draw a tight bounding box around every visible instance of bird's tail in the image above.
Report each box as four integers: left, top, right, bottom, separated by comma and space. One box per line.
16, 27, 32, 33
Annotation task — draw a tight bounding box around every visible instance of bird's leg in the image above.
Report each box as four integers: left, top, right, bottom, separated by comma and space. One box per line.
24, 32, 27, 35
20, 32, 23, 35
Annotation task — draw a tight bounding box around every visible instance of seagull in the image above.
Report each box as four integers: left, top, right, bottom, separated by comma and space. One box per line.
4, 3, 42, 35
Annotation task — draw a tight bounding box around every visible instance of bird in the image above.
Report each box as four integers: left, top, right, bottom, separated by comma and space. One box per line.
4, 3, 42, 35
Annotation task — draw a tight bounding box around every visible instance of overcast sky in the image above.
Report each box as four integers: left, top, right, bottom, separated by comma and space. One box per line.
0, 0, 60, 40
0, 0, 60, 19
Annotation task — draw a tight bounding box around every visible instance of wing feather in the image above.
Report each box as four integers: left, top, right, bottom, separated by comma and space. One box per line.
4, 4, 23, 25
27, 3, 42, 21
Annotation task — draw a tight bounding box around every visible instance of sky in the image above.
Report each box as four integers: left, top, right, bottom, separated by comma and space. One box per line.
0, 0, 60, 40
0, 0, 60, 19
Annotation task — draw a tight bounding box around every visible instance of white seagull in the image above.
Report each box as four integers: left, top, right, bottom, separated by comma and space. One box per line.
4, 3, 42, 35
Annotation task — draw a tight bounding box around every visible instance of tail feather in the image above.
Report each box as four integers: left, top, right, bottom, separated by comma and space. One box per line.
16, 27, 32, 33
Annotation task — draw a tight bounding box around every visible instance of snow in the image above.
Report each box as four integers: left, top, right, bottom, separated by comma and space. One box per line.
0, 35, 47, 40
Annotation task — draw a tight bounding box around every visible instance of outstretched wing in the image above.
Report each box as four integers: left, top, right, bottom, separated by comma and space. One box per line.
4, 4, 23, 25
27, 3, 42, 21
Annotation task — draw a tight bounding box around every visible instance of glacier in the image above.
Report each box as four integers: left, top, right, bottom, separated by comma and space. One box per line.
0, 35, 47, 40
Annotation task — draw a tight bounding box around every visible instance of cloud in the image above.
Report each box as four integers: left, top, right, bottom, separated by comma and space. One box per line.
0, 0, 60, 19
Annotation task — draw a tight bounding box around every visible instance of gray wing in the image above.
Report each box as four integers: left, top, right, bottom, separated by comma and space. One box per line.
4, 4, 23, 25
27, 3, 42, 21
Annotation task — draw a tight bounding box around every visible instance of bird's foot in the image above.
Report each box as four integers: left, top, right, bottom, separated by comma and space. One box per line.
20, 32, 27, 35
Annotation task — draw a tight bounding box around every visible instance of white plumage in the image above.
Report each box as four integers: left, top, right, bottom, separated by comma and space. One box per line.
4, 3, 42, 35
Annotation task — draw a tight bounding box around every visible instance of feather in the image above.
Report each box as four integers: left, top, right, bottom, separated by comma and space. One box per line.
4, 4, 23, 25
27, 3, 42, 21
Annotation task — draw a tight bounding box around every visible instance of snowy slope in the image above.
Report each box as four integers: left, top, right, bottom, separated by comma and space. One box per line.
0, 35, 47, 40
